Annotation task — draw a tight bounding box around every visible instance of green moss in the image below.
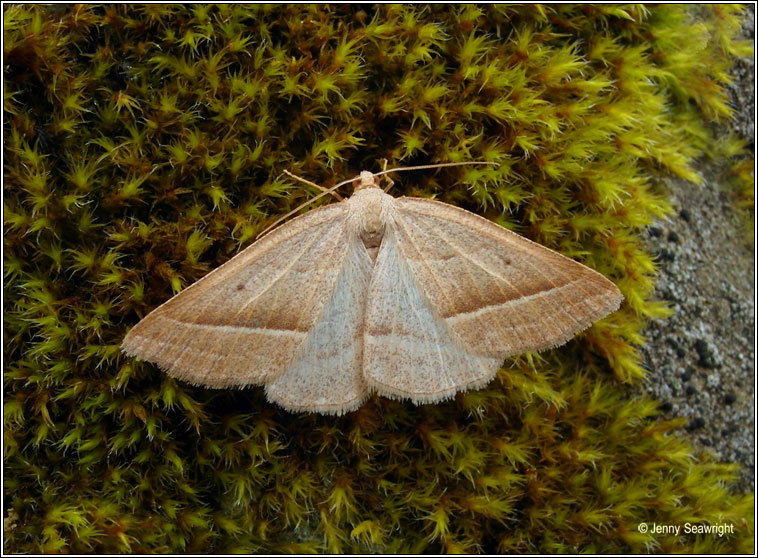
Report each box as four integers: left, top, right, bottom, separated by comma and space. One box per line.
3, 4, 753, 553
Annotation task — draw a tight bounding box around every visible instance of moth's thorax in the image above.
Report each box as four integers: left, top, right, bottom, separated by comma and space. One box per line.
347, 186, 394, 261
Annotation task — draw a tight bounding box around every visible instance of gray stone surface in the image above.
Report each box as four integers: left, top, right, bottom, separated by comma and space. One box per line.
726, 6, 755, 144
639, 7, 754, 493
640, 169, 754, 493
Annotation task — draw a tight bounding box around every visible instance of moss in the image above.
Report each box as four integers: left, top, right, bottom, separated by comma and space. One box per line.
3, 4, 753, 553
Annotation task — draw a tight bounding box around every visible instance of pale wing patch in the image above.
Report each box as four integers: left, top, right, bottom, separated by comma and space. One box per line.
266, 235, 374, 415
364, 226, 502, 403
121, 203, 349, 387
392, 197, 623, 359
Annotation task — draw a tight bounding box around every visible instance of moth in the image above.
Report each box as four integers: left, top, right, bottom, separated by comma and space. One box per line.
122, 163, 623, 415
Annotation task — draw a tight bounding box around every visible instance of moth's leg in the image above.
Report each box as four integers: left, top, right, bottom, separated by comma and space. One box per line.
283, 169, 344, 201
380, 159, 395, 193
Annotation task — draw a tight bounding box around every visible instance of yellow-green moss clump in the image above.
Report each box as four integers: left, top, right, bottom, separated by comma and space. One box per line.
3, 4, 753, 553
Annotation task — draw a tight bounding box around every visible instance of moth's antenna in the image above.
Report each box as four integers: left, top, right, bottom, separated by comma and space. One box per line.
374, 161, 499, 178
283, 170, 343, 202
257, 172, 348, 239
258, 161, 499, 239
324, 162, 500, 194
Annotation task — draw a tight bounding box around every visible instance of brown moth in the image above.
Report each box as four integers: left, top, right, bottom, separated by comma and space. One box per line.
122, 163, 623, 415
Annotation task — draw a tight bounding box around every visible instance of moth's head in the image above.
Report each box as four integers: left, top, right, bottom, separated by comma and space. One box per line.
353, 170, 380, 192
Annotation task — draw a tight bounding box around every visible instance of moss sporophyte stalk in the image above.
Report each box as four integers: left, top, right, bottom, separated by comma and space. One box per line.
3, 4, 754, 553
